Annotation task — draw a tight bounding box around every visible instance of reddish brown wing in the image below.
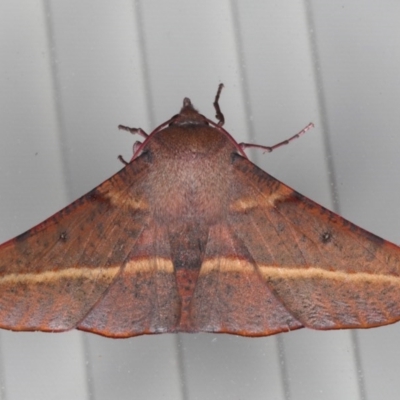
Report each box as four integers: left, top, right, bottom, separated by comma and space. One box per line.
0, 154, 180, 337
188, 221, 304, 336
215, 155, 400, 334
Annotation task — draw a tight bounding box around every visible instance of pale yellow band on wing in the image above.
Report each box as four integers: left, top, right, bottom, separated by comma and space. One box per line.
0, 257, 174, 285
201, 258, 400, 286
1, 256, 396, 287
97, 184, 149, 211
230, 187, 292, 212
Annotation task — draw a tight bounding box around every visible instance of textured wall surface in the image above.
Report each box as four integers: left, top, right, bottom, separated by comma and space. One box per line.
0, 1, 400, 399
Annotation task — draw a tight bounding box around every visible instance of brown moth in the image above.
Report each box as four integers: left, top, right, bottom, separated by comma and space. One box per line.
0, 84, 399, 338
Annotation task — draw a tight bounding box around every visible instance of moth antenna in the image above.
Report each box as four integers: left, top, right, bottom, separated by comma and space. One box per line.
118, 125, 149, 139
240, 122, 314, 153
213, 83, 225, 126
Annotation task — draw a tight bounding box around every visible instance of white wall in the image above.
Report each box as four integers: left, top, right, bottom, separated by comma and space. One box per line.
0, 1, 399, 399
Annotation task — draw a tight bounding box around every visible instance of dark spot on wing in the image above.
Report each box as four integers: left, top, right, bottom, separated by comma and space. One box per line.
321, 231, 332, 243
230, 152, 244, 164
141, 150, 153, 163
59, 231, 68, 242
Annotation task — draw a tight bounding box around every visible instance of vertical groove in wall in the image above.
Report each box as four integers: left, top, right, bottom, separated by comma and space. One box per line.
132, 4, 186, 394
303, 0, 339, 212
42, 0, 72, 200
41, 2, 92, 399
277, 336, 292, 400
82, 334, 96, 400
176, 335, 189, 400
132, 0, 155, 127
229, 1, 256, 145
351, 331, 368, 400
230, 2, 290, 397
0, 335, 8, 400
303, 2, 366, 399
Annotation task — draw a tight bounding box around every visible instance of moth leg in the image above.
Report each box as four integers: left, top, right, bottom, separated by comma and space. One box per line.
118, 141, 143, 165
239, 123, 314, 153
118, 125, 149, 138
117, 155, 129, 165
213, 83, 225, 126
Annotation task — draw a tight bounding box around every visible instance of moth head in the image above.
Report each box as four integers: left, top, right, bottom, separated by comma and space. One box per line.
170, 98, 209, 127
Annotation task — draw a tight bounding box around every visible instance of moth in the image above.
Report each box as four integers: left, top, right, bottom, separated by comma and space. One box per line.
0, 84, 399, 338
